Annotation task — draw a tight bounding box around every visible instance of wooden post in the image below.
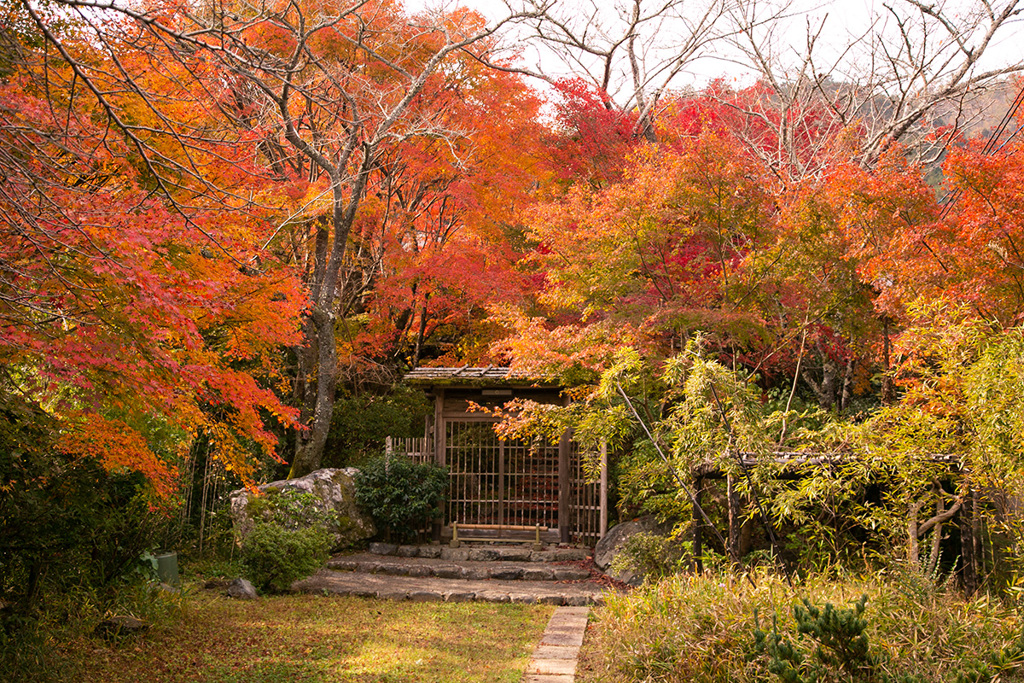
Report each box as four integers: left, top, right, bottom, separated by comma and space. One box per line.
434, 388, 446, 466
727, 474, 741, 563
498, 439, 506, 529
599, 439, 609, 539
693, 474, 704, 572
558, 429, 571, 545
433, 389, 446, 542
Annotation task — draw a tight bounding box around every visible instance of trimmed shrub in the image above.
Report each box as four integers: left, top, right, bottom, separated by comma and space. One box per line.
239, 522, 332, 593
238, 489, 338, 593
354, 454, 447, 543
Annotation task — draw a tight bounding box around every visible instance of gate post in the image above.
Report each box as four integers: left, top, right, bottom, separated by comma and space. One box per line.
558, 429, 571, 544
599, 439, 609, 539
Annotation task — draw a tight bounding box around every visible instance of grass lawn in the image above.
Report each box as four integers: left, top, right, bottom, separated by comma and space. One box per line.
58, 592, 553, 682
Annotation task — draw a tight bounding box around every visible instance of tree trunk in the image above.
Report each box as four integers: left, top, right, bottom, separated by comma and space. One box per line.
927, 496, 945, 575
289, 305, 339, 478
908, 500, 922, 565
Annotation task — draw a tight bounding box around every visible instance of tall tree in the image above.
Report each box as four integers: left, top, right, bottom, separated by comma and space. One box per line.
0, 3, 304, 490
23, 0, 537, 478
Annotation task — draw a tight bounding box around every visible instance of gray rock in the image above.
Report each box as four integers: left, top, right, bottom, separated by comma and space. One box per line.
468, 548, 501, 562
326, 558, 359, 571
460, 566, 489, 580
489, 565, 524, 580
395, 545, 420, 557
535, 548, 589, 562
495, 547, 532, 561
434, 565, 463, 579
444, 591, 476, 602
406, 566, 432, 578
409, 591, 443, 602
593, 516, 668, 570
523, 567, 555, 581
565, 595, 593, 606
378, 590, 409, 600
370, 542, 399, 556
418, 545, 443, 559
440, 548, 470, 562
226, 578, 259, 599
229, 468, 375, 551
553, 567, 590, 581
94, 616, 148, 639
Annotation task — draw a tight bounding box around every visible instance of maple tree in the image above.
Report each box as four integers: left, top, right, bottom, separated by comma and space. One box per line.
335, 62, 546, 373
0, 1, 304, 491
513, 127, 776, 377
12, 0, 544, 478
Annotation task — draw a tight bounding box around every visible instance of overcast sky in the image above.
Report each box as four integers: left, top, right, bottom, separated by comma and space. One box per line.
411, 0, 1023, 91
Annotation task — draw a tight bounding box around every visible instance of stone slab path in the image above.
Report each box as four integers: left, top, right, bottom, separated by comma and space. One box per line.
294, 569, 606, 605
524, 606, 590, 682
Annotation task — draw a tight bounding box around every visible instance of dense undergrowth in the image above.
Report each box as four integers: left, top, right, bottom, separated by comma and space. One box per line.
579, 568, 1024, 682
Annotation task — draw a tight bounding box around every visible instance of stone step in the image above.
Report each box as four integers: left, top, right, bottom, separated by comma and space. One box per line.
327, 553, 591, 582
294, 569, 609, 606
368, 542, 590, 563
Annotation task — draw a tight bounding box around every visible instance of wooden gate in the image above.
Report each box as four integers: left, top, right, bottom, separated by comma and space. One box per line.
444, 421, 560, 530
387, 416, 605, 544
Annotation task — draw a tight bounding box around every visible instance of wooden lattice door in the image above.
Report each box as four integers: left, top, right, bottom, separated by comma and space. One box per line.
445, 421, 560, 529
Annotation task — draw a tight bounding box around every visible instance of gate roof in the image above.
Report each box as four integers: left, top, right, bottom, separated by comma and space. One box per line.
404, 366, 559, 388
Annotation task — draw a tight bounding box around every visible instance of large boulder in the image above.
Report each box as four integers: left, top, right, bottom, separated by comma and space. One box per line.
594, 515, 670, 571
229, 468, 375, 551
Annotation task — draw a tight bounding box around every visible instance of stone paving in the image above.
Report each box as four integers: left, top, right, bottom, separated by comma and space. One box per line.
524, 606, 590, 682
327, 552, 592, 581
294, 568, 607, 605
292, 543, 606, 680
294, 542, 617, 606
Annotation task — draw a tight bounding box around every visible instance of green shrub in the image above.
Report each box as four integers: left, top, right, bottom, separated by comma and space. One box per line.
240, 522, 332, 593
0, 393, 163, 618
610, 531, 685, 581
323, 386, 430, 468
752, 595, 925, 683
354, 454, 447, 543
238, 489, 339, 593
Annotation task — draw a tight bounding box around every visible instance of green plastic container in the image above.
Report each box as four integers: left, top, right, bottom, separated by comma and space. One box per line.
155, 551, 179, 585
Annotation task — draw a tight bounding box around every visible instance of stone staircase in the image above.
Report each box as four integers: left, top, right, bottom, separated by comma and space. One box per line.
294, 542, 614, 606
